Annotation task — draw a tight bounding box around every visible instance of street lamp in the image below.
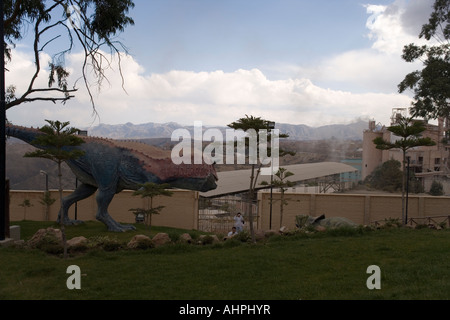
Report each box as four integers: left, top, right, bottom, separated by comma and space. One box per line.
40, 170, 48, 192
267, 121, 275, 229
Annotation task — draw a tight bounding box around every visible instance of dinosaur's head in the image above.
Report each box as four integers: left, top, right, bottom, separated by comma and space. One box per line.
295, 214, 325, 228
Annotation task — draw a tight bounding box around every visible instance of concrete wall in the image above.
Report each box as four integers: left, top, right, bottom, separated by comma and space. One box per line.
257, 191, 450, 230
8, 189, 199, 230
9, 189, 450, 232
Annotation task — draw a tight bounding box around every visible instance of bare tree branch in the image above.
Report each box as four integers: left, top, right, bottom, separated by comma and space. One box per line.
4, 0, 135, 117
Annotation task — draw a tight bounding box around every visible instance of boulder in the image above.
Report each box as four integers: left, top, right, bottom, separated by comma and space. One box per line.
27, 227, 63, 248
279, 226, 288, 234
198, 234, 220, 245
152, 233, 171, 247
67, 236, 88, 248
315, 225, 327, 232
255, 230, 268, 241
127, 234, 153, 249
179, 233, 193, 244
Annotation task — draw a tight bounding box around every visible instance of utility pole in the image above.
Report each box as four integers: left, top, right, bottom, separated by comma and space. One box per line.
267, 121, 275, 229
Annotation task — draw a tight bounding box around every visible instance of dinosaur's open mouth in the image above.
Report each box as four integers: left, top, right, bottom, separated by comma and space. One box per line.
212, 170, 218, 181
201, 172, 218, 192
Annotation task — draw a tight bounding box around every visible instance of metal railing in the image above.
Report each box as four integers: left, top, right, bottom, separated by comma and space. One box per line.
372, 215, 450, 228
198, 196, 258, 233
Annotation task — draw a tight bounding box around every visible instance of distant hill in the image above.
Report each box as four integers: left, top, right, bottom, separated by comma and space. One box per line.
84, 120, 367, 141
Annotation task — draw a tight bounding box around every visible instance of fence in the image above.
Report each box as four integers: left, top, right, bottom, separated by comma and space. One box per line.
373, 215, 450, 228
257, 191, 450, 230
198, 195, 258, 234
8, 187, 450, 234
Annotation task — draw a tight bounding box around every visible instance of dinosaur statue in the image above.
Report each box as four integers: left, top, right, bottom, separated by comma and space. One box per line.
295, 214, 357, 229
6, 124, 218, 232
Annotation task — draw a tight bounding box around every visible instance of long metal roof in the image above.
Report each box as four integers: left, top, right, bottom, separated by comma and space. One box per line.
200, 161, 358, 198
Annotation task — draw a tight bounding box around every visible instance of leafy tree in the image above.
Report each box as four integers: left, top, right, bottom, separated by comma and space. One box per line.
227, 115, 293, 242
373, 116, 436, 224
429, 180, 444, 196
39, 190, 56, 221
398, 0, 450, 120
24, 119, 85, 258
3, 0, 135, 112
364, 159, 403, 192
129, 182, 173, 231
0, 1, 134, 241
261, 167, 295, 229
18, 198, 33, 220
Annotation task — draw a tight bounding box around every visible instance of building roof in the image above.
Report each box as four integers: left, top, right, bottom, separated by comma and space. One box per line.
200, 162, 358, 198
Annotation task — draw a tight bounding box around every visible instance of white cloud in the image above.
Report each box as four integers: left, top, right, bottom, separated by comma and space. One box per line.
6, 0, 432, 131
364, 0, 434, 55
6, 49, 412, 129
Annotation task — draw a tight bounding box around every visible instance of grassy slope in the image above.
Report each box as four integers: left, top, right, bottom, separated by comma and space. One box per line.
0, 221, 449, 300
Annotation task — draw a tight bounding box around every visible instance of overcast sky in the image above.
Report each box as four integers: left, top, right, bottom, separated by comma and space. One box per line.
5, 0, 435, 129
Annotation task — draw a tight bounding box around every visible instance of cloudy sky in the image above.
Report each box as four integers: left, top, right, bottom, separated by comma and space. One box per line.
5, 0, 435, 129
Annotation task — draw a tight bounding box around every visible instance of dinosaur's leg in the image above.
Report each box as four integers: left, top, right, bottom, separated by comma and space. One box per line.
95, 188, 136, 232
57, 183, 97, 225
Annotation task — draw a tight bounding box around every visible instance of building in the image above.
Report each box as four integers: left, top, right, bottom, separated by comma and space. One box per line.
362, 108, 450, 193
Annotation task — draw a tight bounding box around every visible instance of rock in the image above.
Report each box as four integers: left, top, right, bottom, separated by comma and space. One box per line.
255, 230, 267, 241
127, 234, 153, 249
152, 233, 171, 247
198, 234, 220, 245
211, 235, 220, 243
279, 226, 288, 234
67, 236, 88, 248
315, 225, 327, 232
27, 227, 63, 248
179, 233, 193, 244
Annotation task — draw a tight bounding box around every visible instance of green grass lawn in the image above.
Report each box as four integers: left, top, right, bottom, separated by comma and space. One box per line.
1, 221, 449, 300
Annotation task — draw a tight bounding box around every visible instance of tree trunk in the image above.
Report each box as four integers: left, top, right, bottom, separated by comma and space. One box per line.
58, 161, 68, 259
248, 164, 255, 243
149, 197, 153, 231
280, 189, 284, 228
401, 152, 406, 225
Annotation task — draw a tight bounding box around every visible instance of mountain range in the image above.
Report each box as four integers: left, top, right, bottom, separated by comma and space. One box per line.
84, 119, 368, 141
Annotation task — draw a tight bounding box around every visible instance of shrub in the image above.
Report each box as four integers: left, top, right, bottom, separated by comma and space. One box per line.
234, 231, 252, 243
429, 180, 444, 196
200, 235, 215, 245
134, 238, 154, 250
364, 160, 402, 192
88, 236, 123, 251
36, 234, 64, 255
382, 218, 402, 228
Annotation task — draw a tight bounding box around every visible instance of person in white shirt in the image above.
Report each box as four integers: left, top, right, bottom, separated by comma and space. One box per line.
234, 212, 244, 232
227, 227, 237, 237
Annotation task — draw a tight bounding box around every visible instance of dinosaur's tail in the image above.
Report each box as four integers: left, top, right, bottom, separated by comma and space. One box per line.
6, 124, 42, 144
